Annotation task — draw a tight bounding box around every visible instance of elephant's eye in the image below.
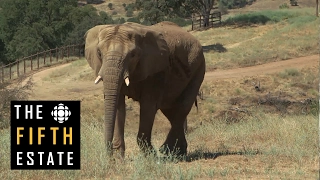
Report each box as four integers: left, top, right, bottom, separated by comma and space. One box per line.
131, 48, 140, 58
97, 49, 101, 58
131, 51, 135, 58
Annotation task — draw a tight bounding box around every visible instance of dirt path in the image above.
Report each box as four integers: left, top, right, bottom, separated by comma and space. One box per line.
204, 55, 318, 81
23, 54, 318, 100
28, 55, 318, 83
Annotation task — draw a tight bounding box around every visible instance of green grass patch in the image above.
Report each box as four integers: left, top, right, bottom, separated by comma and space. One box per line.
224, 8, 317, 25
278, 68, 300, 78
195, 8, 319, 70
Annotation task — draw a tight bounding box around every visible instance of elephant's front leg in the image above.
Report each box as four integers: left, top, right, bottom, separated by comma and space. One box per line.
183, 118, 187, 134
113, 94, 126, 158
137, 100, 157, 155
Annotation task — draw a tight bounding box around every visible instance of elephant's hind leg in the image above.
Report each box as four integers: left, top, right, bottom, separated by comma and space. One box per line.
160, 108, 188, 156
183, 118, 187, 134
161, 62, 205, 156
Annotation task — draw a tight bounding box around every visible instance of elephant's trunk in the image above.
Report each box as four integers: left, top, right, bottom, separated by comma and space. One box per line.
100, 54, 125, 156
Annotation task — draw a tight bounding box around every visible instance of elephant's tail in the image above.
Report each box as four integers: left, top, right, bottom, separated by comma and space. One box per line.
195, 98, 198, 113
195, 90, 204, 113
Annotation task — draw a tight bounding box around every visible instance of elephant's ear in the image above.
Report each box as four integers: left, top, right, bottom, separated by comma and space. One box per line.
84, 25, 113, 77
126, 23, 170, 82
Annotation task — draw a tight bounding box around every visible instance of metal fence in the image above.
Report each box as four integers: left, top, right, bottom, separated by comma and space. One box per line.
0, 44, 84, 83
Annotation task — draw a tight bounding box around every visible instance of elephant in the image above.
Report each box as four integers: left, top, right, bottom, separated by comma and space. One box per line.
84, 21, 205, 158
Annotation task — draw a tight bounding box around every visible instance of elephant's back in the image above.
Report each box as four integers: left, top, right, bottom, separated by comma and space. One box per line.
151, 22, 205, 69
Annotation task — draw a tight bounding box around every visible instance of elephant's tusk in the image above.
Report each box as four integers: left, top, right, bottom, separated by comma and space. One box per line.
125, 77, 130, 86
94, 76, 102, 84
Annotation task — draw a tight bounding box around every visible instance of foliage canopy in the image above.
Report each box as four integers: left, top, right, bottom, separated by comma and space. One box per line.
0, 0, 113, 64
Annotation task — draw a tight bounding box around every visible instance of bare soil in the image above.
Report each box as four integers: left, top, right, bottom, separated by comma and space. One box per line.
205, 55, 318, 81
27, 55, 318, 100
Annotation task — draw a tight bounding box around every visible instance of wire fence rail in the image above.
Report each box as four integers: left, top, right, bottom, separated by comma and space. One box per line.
0, 44, 85, 84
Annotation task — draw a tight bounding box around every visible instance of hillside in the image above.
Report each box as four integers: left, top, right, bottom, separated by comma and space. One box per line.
89, 0, 317, 17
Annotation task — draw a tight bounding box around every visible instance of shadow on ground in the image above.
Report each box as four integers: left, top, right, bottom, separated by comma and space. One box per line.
155, 148, 261, 163
202, 43, 227, 53
184, 149, 261, 162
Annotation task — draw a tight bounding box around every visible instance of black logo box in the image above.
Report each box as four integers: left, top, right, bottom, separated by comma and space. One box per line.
10, 101, 80, 170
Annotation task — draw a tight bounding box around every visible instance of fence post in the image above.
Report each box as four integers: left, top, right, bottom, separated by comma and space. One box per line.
72, 45, 75, 56
44, 51, 46, 65
37, 53, 40, 69
9, 65, 12, 80
61, 47, 64, 59
30, 56, 33, 71
50, 49, 52, 64
200, 15, 202, 28
78, 44, 81, 59
219, 12, 221, 25
67, 45, 70, 58
56, 48, 58, 62
17, 59, 19, 77
1, 66, 3, 83
191, 14, 194, 30
23, 57, 26, 74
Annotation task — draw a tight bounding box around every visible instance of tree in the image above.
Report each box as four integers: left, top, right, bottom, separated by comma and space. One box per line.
108, 3, 113, 10
131, 0, 216, 26
135, 0, 166, 24
65, 7, 114, 45
126, 8, 134, 17
181, 0, 216, 27
0, 0, 109, 64
0, 0, 79, 62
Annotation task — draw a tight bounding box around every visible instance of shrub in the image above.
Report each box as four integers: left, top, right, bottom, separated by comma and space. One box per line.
290, 0, 298, 6
0, 77, 33, 129
114, 18, 126, 24
279, 3, 289, 9
219, 0, 249, 9
127, 17, 140, 23
218, 2, 229, 15
166, 17, 192, 27
278, 68, 300, 78
108, 3, 113, 10
126, 8, 134, 17
112, 11, 118, 15
224, 9, 309, 25
125, 3, 136, 11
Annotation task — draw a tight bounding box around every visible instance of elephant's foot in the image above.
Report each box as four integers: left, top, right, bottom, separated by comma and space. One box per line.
112, 140, 125, 158
159, 139, 187, 157
137, 138, 157, 157
159, 131, 187, 157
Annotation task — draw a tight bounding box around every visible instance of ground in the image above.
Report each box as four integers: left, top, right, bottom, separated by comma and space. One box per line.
18, 54, 317, 179
26, 55, 318, 99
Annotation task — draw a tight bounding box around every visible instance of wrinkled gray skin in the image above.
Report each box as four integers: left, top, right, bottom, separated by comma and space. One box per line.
84, 21, 205, 157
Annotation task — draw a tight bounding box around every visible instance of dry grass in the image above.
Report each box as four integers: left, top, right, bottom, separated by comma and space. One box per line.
193, 8, 318, 70
91, 0, 138, 19
0, 109, 318, 179
0, 77, 34, 129
0, 57, 318, 179
198, 65, 318, 120
1, 56, 79, 83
